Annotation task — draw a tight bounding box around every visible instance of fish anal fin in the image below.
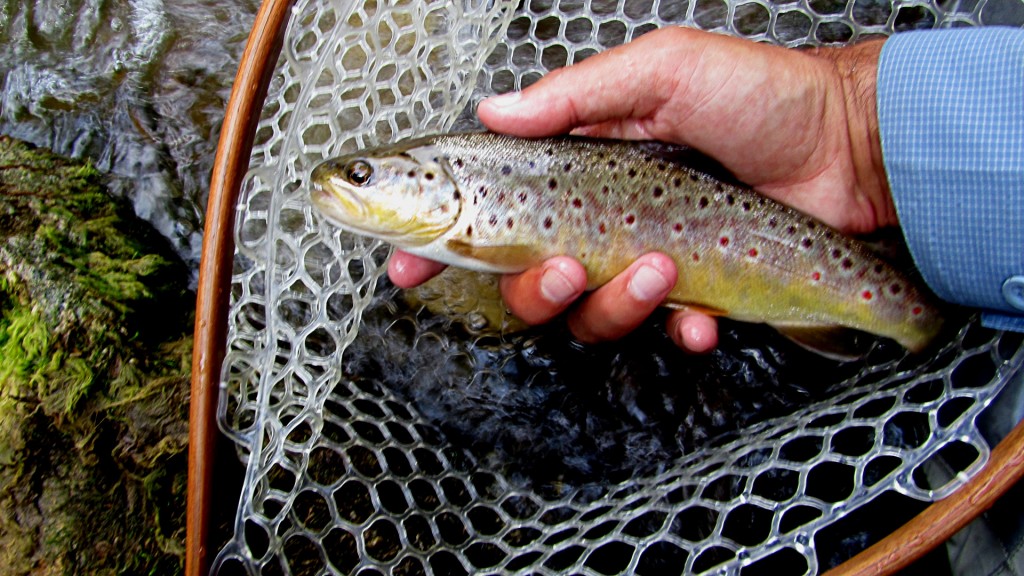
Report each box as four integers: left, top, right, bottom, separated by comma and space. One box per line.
772, 324, 875, 361
445, 239, 542, 270
663, 301, 728, 317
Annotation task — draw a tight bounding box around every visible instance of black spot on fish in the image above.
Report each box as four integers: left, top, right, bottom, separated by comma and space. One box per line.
628, 168, 638, 178
890, 283, 902, 295
699, 196, 709, 208
548, 178, 557, 190
831, 249, 842, 259
506, 217, 514, 229
518, 192, 527, 203
544, 217, 553, 229
841, 258, 854, 270
786, 225, 797, 235
673, 177, 682, 187
545, 147, 554, 156
453, 190, 461, 201
563, 163, 572, 172
407, 169, 416, 178
657, 163, 667, 171
608, 160, 617, 169
726, 194, 735, 205
874, 264, 885, 274
807, 221, 817, 230
601, 185, 610, 195
715, 183, 724, 192
425, 172, 435, 181
501, 164, 512, 176
653, 186, 664, 198
741, 201, 751, 211
690, 173, 699, 181
466, 225, 473, 236
489, 215, 498, 227
802, 237, 813, 249
768, 218, 778, 228
453, 158, 464, 168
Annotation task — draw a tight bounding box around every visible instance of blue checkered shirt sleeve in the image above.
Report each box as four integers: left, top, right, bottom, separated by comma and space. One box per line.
877, 27, 1024, 332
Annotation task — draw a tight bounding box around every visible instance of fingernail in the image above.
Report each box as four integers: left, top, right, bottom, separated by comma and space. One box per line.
485, 91, 522, 109
540, 266, 577, 304
628, 264, 671, 302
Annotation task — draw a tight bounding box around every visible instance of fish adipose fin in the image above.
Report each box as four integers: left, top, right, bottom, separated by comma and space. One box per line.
445, 239, 543, 270
771, 325, 876, 362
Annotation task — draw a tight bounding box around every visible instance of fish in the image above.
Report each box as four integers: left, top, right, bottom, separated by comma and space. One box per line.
309, 131, 943, 356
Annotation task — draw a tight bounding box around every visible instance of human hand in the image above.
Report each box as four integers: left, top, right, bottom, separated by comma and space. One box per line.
389, 27, 891, 352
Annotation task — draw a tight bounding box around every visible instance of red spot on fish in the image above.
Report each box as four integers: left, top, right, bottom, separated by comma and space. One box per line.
912, 306, 923, 316
625, 214, 636, 225
719, 236, 730, 247
572, 198, 583, 209
692, 253, 700, 262
599, 223, 607, 234
811, 271, 821, 282
673, 223, 683, 233
862, 290, 873, 301
748, 248, 758, 258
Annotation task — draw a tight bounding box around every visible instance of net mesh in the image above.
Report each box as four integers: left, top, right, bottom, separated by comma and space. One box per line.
213, 0, 1024, 574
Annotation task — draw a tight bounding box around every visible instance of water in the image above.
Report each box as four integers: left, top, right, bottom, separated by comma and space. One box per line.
0, 0, 259, 276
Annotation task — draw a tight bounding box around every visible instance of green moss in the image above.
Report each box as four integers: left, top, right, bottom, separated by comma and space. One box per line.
0, 137, 193, 575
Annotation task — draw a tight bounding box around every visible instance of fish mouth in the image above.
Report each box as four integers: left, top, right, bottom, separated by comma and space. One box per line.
310, 179, 368, 225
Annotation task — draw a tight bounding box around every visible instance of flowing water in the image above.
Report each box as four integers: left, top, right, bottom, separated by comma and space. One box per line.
0, 0, 259, 276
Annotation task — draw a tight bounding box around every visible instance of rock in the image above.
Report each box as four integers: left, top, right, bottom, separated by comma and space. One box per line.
0, 136, 192, 575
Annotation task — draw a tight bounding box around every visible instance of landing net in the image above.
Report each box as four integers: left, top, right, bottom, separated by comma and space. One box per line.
214, 0, 1024, 574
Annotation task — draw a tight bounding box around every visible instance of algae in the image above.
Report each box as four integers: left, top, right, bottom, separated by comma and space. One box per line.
0, 136, 192, 575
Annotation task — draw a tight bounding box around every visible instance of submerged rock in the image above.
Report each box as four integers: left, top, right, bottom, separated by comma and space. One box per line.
0, 136, 192, 575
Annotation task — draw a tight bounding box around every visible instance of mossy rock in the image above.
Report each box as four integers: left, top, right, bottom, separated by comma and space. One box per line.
0, 136, 193, 575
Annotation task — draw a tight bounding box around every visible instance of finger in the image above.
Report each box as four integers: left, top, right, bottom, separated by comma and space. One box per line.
387, 250, 447, 288
667, 309, 719, 354
568, 253, 677, 343
478, 27, 716, 138
499, 257, 587, 325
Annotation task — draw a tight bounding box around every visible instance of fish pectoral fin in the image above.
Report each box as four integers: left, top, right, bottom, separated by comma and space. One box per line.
771, 324, 876, 362
662, 302, 728, 317
445, 239, 542, 270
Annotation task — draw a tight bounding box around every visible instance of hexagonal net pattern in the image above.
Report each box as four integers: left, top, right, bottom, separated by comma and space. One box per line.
213, 0, 1024, 574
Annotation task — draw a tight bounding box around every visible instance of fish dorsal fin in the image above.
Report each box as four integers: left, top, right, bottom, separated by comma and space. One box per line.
771, 324, 875, 361
445, 239, 542, 270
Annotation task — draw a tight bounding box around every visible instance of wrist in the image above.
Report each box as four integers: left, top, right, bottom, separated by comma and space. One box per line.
813, 39, 898, 231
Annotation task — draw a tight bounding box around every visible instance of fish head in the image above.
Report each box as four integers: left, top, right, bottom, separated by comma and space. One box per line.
310, 149, 461, 246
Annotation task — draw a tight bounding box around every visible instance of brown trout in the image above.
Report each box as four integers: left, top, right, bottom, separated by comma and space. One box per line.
310, 132, 943, 355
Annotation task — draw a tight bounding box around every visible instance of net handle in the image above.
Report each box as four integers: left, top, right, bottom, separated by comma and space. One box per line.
187, 0, 295, 574
187, 1, 1024, 573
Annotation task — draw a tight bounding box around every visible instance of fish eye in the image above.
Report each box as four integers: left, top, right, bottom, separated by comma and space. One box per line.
345, 160, 373, 186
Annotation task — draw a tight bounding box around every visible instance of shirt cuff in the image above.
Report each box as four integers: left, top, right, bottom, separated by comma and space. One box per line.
877, 27, 1024, 330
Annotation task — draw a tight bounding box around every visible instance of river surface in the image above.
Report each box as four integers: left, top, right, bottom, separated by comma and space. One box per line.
0, 0, 259, 276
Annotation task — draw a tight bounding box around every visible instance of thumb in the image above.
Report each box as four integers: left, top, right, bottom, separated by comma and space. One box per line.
477, 27, 716, 138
